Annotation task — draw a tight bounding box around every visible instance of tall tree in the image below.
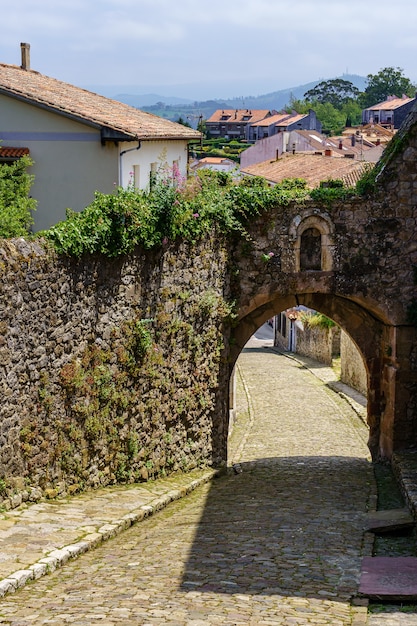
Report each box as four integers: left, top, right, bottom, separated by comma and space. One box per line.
304, 78, 360, 108
361, 67, 416, 107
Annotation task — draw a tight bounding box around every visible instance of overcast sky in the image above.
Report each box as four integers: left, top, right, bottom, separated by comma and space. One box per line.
1, 0, 417, 101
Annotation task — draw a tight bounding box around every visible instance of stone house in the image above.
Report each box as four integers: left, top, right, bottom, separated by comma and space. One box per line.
0, 43, 200, 231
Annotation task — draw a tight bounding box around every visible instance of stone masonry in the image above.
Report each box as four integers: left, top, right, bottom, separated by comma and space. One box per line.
0, 104, 417, 506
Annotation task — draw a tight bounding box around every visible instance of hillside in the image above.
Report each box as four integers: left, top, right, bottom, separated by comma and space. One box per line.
134, 74, 367, 127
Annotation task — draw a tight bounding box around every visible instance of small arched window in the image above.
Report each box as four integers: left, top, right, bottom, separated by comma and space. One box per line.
300, 227, 322, 270
290, 212, 335, 272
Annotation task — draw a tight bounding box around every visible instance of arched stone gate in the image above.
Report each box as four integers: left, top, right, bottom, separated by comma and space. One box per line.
230, 289, 413, 462
225, 104, 417, 463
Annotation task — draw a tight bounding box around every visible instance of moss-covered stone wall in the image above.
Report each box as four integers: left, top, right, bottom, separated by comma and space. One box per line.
0, 235, 233, 506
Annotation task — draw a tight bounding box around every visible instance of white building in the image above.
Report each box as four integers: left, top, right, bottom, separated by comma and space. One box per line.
0, 44, 200, 231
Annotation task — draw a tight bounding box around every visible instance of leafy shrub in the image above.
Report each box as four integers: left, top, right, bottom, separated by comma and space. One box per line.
0, 156, 37, 238
299, 311, 336, 329
43, 168, 313, 257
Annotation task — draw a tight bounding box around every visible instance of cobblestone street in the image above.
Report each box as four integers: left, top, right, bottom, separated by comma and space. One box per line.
0, 332, 403, 625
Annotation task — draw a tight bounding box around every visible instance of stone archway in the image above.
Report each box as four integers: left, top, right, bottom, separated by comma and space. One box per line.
229, 290, 407, 462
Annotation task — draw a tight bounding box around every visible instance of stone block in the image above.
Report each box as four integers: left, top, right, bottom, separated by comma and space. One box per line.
359, 557, 417, 600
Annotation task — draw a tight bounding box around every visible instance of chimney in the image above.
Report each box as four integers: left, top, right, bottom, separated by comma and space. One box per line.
338, 139, 343, 150
325, 148, 332, 157
351, 134, 356, 147
20, 42, 30, 70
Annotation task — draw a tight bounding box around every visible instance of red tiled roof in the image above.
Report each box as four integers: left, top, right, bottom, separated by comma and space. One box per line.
250, 113, 291, 127
0, 63, 200, 141
198, 157, 234, 164
0, 146, 30, 158
206, 109, 271, 124
241, 152, 374, 188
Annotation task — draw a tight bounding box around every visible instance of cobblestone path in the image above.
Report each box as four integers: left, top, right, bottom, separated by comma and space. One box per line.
0, 342, 375, 625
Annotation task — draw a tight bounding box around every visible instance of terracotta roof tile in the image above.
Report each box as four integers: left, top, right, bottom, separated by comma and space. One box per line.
197, 157, 233, 164
206, 109, 271, 124
241, 153, 374, 188
0, 63, 200, 141
249, 112, 299, 127
0, 146, 29, 158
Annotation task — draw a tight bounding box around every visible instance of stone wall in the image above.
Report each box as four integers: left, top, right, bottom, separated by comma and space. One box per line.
295, 323, 340, 366
0, 236, 232, 507
1, 104, 417, 502
340, 330, 367, 396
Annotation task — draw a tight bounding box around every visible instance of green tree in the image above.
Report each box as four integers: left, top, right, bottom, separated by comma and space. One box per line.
304, 78, 360, 108
313, 102, 347, 135
340, 100, 362, 127
176, 116, 192, 128
361, 67, 416, 107
0, 155, 37, 237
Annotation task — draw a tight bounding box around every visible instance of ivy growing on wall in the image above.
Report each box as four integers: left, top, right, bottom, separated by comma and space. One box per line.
42, 172, 312, 257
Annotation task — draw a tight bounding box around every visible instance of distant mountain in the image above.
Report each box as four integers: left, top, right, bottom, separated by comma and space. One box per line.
83, 84, 193, 107
133, 75, 369, 128
112, 93, 193, 107
86, 74, 367, 111
221, 75, 368, 110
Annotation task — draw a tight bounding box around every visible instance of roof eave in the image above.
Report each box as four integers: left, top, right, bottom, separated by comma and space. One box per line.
0, 86, 201, 143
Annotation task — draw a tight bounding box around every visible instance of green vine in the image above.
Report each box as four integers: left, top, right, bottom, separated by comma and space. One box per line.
41, 171, 311, 257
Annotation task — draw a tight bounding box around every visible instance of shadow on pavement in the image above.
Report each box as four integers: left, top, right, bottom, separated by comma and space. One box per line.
180, 455, 372, 602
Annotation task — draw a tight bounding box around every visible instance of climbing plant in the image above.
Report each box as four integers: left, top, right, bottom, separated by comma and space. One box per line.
42, 171, 310, 257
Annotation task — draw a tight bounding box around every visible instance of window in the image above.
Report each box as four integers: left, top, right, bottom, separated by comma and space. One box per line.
300, 227, 322, 270
149, 162, 157, 189
133, 164, 140, 189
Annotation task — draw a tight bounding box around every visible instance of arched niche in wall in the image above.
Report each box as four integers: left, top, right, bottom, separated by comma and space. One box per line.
290, 212, 335, 272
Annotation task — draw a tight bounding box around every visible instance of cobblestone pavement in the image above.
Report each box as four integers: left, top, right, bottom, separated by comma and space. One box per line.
0, 335, 408, 625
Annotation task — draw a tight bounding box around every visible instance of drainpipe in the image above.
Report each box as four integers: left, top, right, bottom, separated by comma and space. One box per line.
119, 141, 141, 187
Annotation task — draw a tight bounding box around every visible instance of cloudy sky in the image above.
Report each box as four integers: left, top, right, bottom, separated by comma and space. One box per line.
1, 0, 417, 100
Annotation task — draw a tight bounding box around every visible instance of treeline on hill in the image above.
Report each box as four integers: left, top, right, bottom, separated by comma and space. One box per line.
148, 67, 417, 138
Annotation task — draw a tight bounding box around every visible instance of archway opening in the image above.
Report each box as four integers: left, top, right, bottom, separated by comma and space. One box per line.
228, 307, 369, 468
227, 291, 392, 463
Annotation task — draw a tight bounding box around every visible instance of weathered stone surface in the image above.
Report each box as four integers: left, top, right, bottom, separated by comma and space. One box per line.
360, 556, 417, 600
0, 106, 417, 504
366, 508, 415, 533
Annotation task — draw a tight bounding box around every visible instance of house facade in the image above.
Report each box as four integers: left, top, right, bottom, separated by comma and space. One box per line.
205, 109, 272, 140
246, 110, 322, 142
0, 45, 200, 231
361, 94, 416, 129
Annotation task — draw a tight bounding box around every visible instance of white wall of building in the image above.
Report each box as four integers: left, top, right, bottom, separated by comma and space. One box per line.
1, 95, 192, 231
0, 95, 118, 231
119, 139, 190, 190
